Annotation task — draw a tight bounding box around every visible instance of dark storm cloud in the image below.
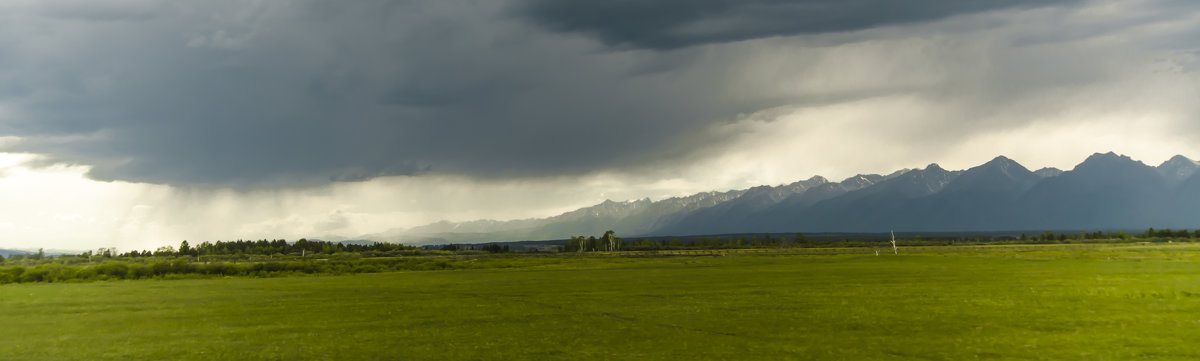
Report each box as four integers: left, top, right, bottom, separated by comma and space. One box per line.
0, 0, 775, 187
510, 0, 1080, 49
0, 0, 1192, 189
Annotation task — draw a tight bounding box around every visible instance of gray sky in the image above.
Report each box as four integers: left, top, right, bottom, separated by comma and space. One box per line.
1, 0, 1198, 250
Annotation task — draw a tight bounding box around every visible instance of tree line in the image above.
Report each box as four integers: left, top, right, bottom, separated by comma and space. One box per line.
69, 239, 417, 259
2, 228, 1198, 285
0, 256, 553, 285
561, 229, 1200, 252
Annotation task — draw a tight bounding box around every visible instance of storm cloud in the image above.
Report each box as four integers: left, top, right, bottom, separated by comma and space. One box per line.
2, 0, 1200, 250
0, 0, 771, 187
0, 0, 1197, 190
510, 0, 1081, 49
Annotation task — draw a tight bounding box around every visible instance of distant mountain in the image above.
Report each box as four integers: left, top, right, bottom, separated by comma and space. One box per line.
940, 156, 1039, 195
768, 163, 962, 232
369, 189, 746, 245
0, 249, 30, 257
899, 156, 1040, 231
1158, 155, 1200, 187
354, 152, 1200, 244
0, 248, 80, 257
1034, 167, 1063, 178
656, 176, 827, 235
728, 173, 886, 233
1172, 166, 1200, 226
775, 174, 886, 209
1018, 152, 1169, 229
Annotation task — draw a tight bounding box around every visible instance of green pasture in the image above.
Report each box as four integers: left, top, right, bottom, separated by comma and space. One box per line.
3, 243, 1200, 360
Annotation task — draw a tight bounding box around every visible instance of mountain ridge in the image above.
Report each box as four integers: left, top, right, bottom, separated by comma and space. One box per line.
360, 153, 1200, 244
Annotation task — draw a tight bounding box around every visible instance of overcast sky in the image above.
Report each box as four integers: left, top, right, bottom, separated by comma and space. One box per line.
1, 0, 1198, 251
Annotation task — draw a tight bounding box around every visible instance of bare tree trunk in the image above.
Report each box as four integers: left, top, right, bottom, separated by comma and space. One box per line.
891, 230, 898, 255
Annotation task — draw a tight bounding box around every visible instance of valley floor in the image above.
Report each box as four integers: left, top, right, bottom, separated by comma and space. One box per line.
3, 243, 1200, 360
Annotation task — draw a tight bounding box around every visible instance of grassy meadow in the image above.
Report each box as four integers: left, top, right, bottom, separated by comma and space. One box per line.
3, 243, 1200, 360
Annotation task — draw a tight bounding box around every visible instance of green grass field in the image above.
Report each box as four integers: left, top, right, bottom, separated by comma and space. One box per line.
3, 243, 1200, 360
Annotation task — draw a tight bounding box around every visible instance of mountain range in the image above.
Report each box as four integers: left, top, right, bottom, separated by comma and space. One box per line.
0, 249, 30, 257
360, 152, 1200, 244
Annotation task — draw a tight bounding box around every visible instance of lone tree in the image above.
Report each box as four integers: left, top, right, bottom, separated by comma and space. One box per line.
602, 230, 622, 252
570, 236, 586, 253
890, 230, 898, 255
